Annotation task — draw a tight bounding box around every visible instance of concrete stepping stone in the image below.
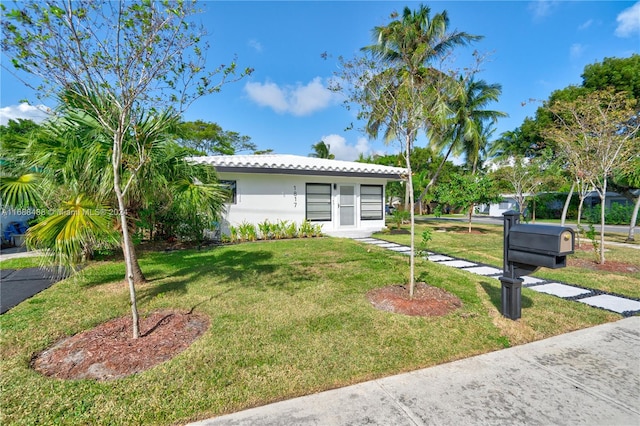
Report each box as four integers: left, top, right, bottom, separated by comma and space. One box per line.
522, 276, 545, 285
439, 260, 477, 268
577, 295, 640, 314
462, 266, 503, 276
387, 246, 412, 252
427, 254, 453, 262
374, 242, 402, 248
528, 283, 592, 298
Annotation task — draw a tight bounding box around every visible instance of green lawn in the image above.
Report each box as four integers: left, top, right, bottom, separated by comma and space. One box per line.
0, 237, 622, 425
379, 220, 640, 298
0, 256, 44, 270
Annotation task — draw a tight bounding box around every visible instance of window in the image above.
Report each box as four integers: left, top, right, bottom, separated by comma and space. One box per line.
306, 183, 331, 221
360, 185, 383, 220
499, 201, 511, 209
220, 180, 237, 204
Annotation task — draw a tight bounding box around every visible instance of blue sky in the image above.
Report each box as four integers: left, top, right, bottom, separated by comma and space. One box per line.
1, 1, 639, 161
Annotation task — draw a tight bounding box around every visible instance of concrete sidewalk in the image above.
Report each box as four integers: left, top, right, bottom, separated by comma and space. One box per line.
190, 317, 640, 425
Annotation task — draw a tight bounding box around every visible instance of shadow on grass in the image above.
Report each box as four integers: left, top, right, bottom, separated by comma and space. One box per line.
479, 280, 533, 312
137, 248, 277, 301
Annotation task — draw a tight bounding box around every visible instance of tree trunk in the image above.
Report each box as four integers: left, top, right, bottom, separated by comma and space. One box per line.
468, 204, 473, 233
576, 194, 586, 248
112, 131, 140, 339
560, 181, 575, 226
627, 194, 639, 242
599, 182, 607, 265
532, 198, 536, 223
405, 136, 416, 299
121, 231, 146, 284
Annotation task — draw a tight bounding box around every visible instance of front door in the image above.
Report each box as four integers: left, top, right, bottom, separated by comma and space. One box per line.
339, 185, 355, 227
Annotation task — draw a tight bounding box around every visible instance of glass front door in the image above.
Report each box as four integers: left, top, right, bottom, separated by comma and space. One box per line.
339, 185, 355, 227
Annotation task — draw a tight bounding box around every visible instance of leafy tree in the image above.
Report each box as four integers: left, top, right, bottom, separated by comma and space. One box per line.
2, 0, 250, 338
582, 54, 640, 99
434, 172, 501, 232
309, 140, 335, 159
544, 89, 639, 264
177, 120, 256, 155
489, 156, 544, 217
334, 4, 480, 297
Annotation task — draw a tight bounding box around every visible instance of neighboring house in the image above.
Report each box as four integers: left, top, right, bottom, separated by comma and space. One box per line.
487, 194, 524, 217
189, 154, 408, 238
487, 191, 635, 218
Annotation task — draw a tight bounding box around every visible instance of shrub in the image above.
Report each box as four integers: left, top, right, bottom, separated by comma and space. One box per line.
584, 203, 634, 225
238, 222, 258, 242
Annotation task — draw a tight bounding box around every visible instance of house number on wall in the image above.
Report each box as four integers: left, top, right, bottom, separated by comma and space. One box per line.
293, 185, 298, 207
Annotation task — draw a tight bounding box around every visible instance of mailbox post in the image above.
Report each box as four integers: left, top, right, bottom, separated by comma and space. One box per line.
500, 211, 525, 319
499, 211, 575, 320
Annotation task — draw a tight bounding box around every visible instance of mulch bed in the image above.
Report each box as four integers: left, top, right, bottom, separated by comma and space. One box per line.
367, 283, 462, 316
32, 310, 209, 381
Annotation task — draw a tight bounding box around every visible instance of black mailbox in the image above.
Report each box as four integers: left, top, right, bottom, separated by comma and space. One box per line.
508, 224, 574, 269
499, 211, 575, 320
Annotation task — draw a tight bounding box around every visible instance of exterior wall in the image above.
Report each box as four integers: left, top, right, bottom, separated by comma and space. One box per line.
489, 197, 518, 217
217, 171, 389, 237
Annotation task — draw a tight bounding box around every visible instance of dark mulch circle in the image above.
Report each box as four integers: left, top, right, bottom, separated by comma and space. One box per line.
32, 310, 209, 381
367, 283, 462, 317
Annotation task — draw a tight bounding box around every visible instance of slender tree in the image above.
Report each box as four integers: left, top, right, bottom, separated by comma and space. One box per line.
335, 4, 480, 297
545, 89, 638, 264
2, 0, 250, 338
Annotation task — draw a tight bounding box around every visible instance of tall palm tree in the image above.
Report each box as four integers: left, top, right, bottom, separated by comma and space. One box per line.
309, 140, 335, 159
359, 4, 480, 297
446, 78, 506, 174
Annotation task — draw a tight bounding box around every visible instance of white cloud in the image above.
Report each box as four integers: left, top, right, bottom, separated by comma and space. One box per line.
578, 19, 593, 30
615, 2, 640, 37
528, 0, 560, 19
248, 39, 263, 52
244, 77, 340, 116
570, 43, 586, 59
244, 81, 289, 113
322, 134, 372, 161
0, 103, 51, 126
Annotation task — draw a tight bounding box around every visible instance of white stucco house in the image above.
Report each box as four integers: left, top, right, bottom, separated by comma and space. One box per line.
189, 154, 408, 238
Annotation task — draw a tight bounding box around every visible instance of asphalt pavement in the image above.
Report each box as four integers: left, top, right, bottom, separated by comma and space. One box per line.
0, 266, 62, 314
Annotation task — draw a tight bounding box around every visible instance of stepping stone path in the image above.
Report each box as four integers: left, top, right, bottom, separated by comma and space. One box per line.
354, 237, 640, 317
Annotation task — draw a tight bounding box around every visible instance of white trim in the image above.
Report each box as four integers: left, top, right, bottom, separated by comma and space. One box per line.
189, 154, 407, 178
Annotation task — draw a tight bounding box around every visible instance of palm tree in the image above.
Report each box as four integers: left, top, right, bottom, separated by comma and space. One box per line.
3, 94, 228, 337
359, 4, 481, 296
448, 78, 506, 174
309, 140, 335, 159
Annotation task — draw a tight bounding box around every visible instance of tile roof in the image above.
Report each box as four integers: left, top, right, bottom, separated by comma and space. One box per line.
188, 154, 408, 178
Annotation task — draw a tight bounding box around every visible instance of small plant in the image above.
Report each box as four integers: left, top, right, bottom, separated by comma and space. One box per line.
391, 209, 410, 229
584, 223, 601, 263
270, 220, 285, 239
229, 226, 239, 243
285, 221, 298, 239
238, 221, 258, 242
312, 223, 324, 237
258, 220, 273, 240
298, 220, 314, 238
417, 229, 432, 257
